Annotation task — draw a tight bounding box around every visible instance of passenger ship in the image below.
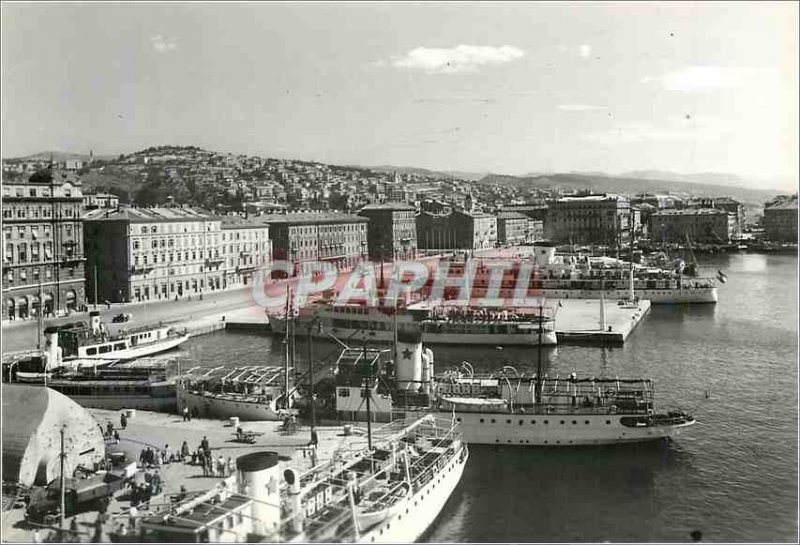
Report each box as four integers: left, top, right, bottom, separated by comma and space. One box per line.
332, 331, 695, 447
459, 245, 718, 304
43, 310, 190, 363
270, 297, 558, 346
133, 414, 468, 544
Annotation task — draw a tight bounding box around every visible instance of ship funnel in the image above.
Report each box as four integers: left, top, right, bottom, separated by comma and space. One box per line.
421, 347, 435, 395
89, 310, 101, 336
237, 452, 281, 537
396, 330, 423, 391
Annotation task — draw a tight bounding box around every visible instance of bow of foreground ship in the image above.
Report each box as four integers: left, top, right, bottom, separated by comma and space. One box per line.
130, 415, 468, 543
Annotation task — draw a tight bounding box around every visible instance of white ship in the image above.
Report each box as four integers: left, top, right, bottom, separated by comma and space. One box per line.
177, 365, 294, 421
332, 331, 696, 447
270, 296, 558, 346
48, 310, 190, 362
462, 245, 718, 304
132, 414, 468, 543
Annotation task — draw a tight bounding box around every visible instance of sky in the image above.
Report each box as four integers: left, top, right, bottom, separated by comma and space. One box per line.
2, 2, 798, 189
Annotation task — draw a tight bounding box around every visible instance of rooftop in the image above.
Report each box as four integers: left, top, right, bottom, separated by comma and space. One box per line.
496, 211, 530, 220
765, 195, 798, 210
359, 202, 416, 212
82, 206, 217, 223
651, 208, 728, 216
259, 212, 369, 226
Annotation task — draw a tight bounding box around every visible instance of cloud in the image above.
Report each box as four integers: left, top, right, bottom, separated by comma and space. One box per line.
642, 65, 757, 92
579, 45, 592, 58
557, 104, 608, 112
392, 45, 524, 74
150, 35, 178, 53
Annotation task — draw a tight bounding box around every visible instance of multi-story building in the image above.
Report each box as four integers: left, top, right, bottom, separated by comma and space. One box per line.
220, 217, 272, 288
416, 211, 457, 251
763, 195, 798, 242
452, 210, 497, 250
496, 212, 529, 246
83, 192, 120, 210
527, 219, 544, 243
263, 212, 369, 276
545, 195, 631, 246
2, 170, 87, 320
83, 207, 224, 303
688, 197, 745, 239
650, 208, 735, 244
358, 203, 418, 261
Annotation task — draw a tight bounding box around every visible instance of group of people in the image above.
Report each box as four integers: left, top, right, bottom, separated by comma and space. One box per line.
138, 444, 177, 469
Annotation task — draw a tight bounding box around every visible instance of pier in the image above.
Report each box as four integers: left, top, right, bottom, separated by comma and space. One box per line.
554, 299, 651, 344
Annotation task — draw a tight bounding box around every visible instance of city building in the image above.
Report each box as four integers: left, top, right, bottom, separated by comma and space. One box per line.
452, 210, 497, 250
688, 197, 745, 239
763, 195, 798, 242
220, 216, 272, 288
545, 194, 631, 246
83, 192, 120, 210
2, 170, 86, 320
527, 219, 544, 243
262, 212, 369, 276
496, 211, 529, 246
358, 202, 418, 261
83, 207, 224, 303
416, 211, 457, 251
650, 208, 735, 244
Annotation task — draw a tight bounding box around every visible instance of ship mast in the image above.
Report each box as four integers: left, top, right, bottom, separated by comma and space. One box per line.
283, 286, 291, 410
536, 303, 543, 409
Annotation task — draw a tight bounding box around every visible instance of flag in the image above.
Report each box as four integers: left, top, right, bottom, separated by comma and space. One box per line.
716, 270, 727, 284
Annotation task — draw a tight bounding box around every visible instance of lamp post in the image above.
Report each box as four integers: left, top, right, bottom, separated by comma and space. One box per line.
307, 317, 321, 457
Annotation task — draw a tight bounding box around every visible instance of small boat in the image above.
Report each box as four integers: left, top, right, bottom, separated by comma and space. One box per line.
177, 365, 295, 421
48, 310, 190, 362
356, 481, 411, 530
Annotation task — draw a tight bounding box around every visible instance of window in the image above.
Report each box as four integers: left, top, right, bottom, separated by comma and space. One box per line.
133, 240, 140, 250
114, 343, 126, 351
17, 243, 27, 263
6, 270, 13, 283
99, 345, 112, 354
33, 268, 39, 280
141, 226, 147, 234
86, 347, 97, 356
45, 267, 52, 279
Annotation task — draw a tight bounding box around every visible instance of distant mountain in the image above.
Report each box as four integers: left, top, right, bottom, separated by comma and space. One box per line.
477, 172, 788, 206
619, 170, 751, 187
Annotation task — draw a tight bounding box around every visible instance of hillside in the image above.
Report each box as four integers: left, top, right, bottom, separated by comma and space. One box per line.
478, 173, 788, 206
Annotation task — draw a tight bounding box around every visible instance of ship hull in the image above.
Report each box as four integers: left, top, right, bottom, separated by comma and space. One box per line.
532, 287, 718, 304
178, 388, 284, 421
271, 318, 557, 346
72, 334, 191, 361
438, 411, 694, 446
358, 445, 468, 543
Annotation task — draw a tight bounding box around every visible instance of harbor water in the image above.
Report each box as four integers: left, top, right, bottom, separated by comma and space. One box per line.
164, 253, 798, 542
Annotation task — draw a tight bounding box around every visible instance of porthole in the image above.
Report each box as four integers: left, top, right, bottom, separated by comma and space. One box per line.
506, 419, 511, 424
560, 420, 565, 425
456, 417, 461, 422
495, 438, 499, 443
606, 420, 611, 425
531, 420, 536, 425
544, 420, 549, 425
480, 418, 485, 423
491, 419, 496, 424
572, 420, 577, 425
518, 420, 524, 425
585, 420, 590, 425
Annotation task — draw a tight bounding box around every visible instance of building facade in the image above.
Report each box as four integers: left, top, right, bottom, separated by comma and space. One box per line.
527, 219, 544, 243
83, 192, 120, 211
650, 208, 735, 244
763, 195, 798, 242
3, 170, 86, 320
83, 207, 225, 303
220, 217, 272, 288
452, 210, 497, 250
358, 203, 418, 261
545, 195, 631, 246
416, 211, 457, 251
496, 212, 529, 246
688, 197, 745, 239
263, 213, 369, 276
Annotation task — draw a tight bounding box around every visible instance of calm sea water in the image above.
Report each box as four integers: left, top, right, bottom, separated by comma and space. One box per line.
166, 253, 798, 543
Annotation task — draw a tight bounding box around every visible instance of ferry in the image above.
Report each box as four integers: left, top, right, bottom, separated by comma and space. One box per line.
177, 365, 295, 421
332, 331, 696, 447
131, 414, 468, 543
459, 245, 718, 304
48, 310, 190, 362
2, 336, 177, 412
270, 296, 558, 346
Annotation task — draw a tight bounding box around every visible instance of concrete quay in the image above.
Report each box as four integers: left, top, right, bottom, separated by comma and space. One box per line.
554, 298, 651, 344
1, 407, 367, 543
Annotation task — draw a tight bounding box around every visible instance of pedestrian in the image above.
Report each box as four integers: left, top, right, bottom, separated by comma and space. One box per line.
113, 430, 120, 443
120, 412, 127, 429
206, 456, 214, 478
226, 457, 234, 477
106, 421, 114, 437
181, 441, 190, 461
152, 470, 163, 495
217, 455, 226, 477
182, 406, 189, 422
